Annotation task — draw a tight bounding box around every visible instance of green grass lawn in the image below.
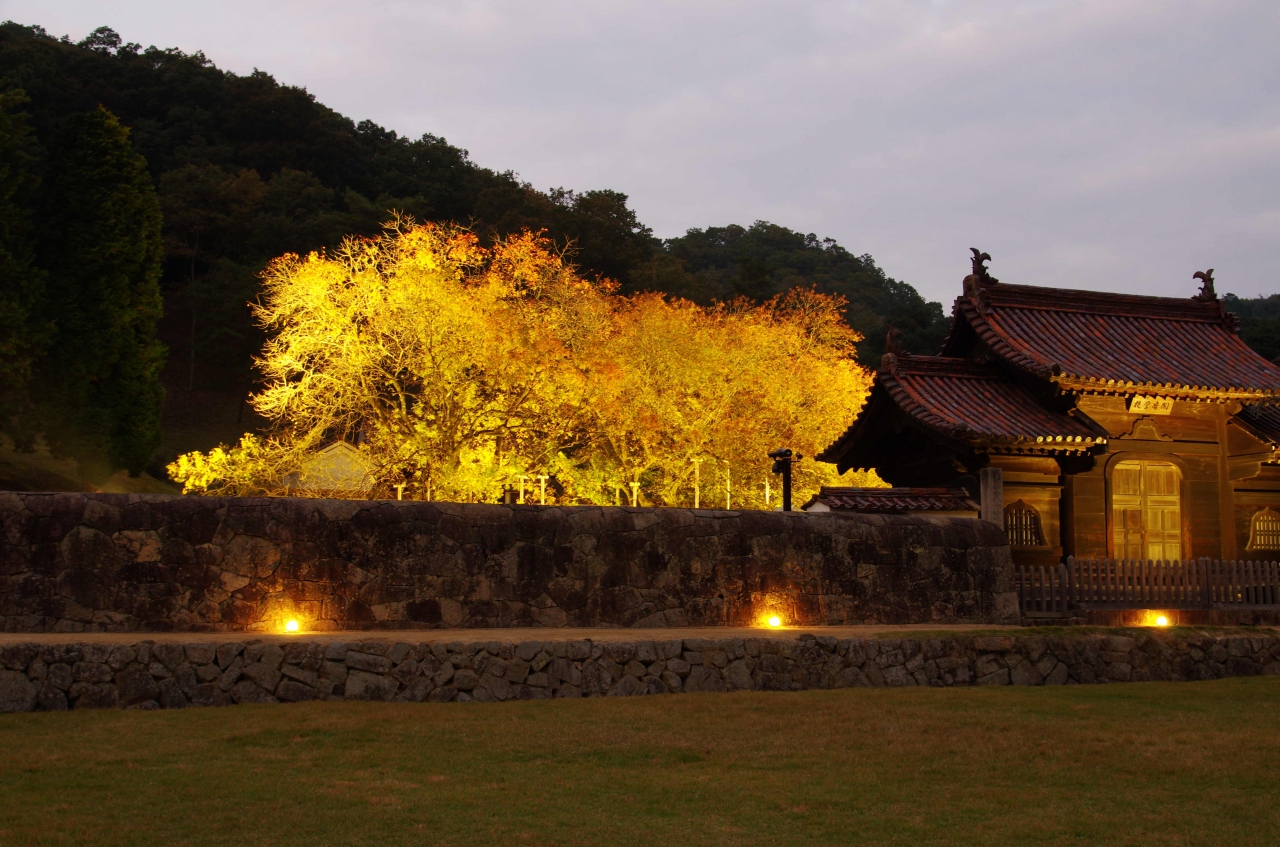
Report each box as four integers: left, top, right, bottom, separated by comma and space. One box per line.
2, 678, 1278, 847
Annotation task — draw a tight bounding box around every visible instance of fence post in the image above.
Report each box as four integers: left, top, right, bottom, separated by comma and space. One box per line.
1064, 560, 1075, 614
1201, 558, 1211, 609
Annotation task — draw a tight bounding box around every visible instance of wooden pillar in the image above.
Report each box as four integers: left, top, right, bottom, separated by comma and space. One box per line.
1216, 410, 1238, 559
980, 467, 1004, 525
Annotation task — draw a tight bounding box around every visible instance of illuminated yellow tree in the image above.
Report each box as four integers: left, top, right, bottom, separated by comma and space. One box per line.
571, 287, 877, 508
170, 219, 880, 504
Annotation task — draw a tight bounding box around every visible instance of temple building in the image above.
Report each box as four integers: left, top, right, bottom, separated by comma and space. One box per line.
816, 252, 1280, 568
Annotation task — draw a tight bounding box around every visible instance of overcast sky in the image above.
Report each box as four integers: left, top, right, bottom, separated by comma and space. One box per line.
5, 1, 1279, 303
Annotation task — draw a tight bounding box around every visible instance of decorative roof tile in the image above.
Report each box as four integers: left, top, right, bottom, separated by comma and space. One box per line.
819, 355, 1104, 470
944, 281, 1280, 399
802, 486, 978, 513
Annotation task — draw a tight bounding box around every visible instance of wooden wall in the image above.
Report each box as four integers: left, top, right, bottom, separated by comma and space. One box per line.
991, 455, 1062, 567
1058, 396, 1280, 561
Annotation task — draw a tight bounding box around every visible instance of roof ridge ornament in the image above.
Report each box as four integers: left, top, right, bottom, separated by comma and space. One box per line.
964, 248, 998, 300
1192, 268, 1217, 302
884, 324, 908, 358
970, 248, 997, 283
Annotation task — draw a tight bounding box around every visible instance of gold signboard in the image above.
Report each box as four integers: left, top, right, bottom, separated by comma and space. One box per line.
1127, 395, 1173, 415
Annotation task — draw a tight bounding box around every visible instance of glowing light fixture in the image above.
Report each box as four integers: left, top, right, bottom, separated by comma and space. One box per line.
1155, 615, 1169, 627
285, 619, 300, 633
767, 615, 782, 628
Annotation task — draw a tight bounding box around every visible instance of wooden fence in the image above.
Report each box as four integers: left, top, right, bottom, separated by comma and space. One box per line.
1018, 556, 1280, 617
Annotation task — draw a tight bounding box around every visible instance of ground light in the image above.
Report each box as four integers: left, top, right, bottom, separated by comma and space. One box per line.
1156, 615, 1169, 627
284, 619, 300, 633
767, 615, 782, 628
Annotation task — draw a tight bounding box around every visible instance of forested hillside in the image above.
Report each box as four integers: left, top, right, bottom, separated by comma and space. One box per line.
0, 21, 946, 484
5, 21, 1277, 491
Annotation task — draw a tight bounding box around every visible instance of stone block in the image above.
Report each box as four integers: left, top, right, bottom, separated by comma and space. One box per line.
882, 666, 911, 687
117, 665, 160, 705
427, 686, 457, 702
609, 675, 646, 696
191, 683, 230, 707
36, 684, 68, 711
974, 654, 1003, 677
242, 662, 282, 692
683, 665, 726, 693
107, 646, 135, 670
504, 659, 530, 684
1105, 663, 1132, 682
216, 643, 244, 669
158, 677, 189, 709
277, 680, 316, 702
230, 680, 276, 704
604, 642, 636, 664
217, 656, 244, 691
390, 660, 419, 686
72, 662, 113, 684
724, 660, 753, 690
756, 671, 792, 691
260, 644, 285, 670
0, 670, 37, 712
479, 673, 510, 701
1009, 662, 1041, 686
152, 643, 186, 672
185, 643, 217, 665
46, 663, 73, 691
345, 652, 391, 674
70, 682, 119, 709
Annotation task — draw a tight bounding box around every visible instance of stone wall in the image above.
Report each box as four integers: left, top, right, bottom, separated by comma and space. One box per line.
1, 629, 1276, 712
0, 493, 1016, 633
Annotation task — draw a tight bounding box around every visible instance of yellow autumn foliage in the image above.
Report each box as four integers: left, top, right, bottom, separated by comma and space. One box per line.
169, 220, 881, 505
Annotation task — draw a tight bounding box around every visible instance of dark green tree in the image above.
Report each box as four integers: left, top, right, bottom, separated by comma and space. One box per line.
0, 82, 46, 431
1224, 293, 1280, 362
34, 106, 164, 475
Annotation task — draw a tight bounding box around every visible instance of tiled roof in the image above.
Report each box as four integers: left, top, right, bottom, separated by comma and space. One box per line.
1237, 405, 1280, 445
943, 281, 1280, 400
818, 355, 1104, 469
802, 486, 978, 513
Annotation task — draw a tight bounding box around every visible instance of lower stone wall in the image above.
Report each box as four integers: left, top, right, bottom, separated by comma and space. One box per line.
2, 629, 1276, 712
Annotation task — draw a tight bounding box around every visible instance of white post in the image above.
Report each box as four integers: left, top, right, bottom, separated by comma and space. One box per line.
765, 478, 771, 507
693, 458, 702, 509
629, 481, 640, 507
725, 464, 731, 510
537, 475, 548, 505
394, 483, 406, 501
518, 475, 529, 505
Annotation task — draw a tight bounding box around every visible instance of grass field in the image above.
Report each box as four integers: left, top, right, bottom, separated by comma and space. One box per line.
2, 678, 1278, 847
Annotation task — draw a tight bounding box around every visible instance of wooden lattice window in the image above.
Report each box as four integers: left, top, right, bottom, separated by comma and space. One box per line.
1004, 500, 1044, 547
1248, 507, 1280, 551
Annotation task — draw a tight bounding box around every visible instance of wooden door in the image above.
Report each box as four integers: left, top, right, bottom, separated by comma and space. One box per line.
1110, 459, 1181, 560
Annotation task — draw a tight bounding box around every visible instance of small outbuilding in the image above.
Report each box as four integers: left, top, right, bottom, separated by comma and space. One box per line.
802, 486, 978, 518
817, 254, 1280, 568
